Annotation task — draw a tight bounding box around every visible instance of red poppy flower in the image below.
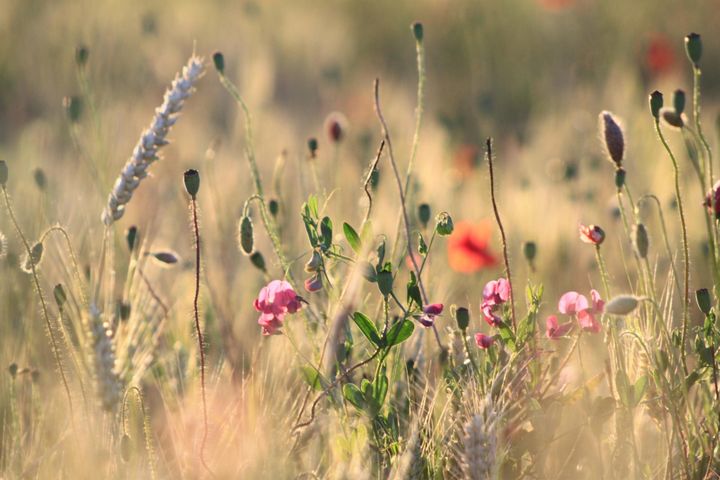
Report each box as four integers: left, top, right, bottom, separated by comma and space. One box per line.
645, 34, 676, 76
537, 0, 574, 10
447, 221, 499, 273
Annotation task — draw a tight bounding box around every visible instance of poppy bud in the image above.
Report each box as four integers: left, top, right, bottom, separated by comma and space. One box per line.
54, 284, 67, 309
212, 51, 225, 74
307, 137, 318, 158
75, 45, 89, 68
238, 216, 254, 255
126, 226, 138, 252
661, 108, 684, 129
599, 111, 624, 167
8, 363, 17, 379
685, 33, 702, 66
183, 169, 200, 198
454, 306, 470, 331
63, 96, 83, 123
614, 168, 626, 190
522, 241, 537, 264
268, 198, 279, 217
33, 168, 46, 190
673, 89, 686, 115
632, 223, 649, 259
649, 91, 663, 119
150, 251, 179, 265
411, 22, 424, 42
696, 288, 712, 315
604, 295, 640, 315
249, 251, 266, 272
22, 242, 44, 273
418, 203, 431, 228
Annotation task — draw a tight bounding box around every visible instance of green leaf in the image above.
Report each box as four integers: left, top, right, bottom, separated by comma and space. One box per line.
377, 265, 393, 297
497, 321, 516, 352
320, 216, 333, 250
299, 365, 323, 391
632, 375, 647, 408
307, 194, 319, 219
343, 383, 365, 410
343, 223, 362, 253
407, 271, 422, 308
418, 233, 428, 256
373, 366, 388, 406
376, 240, 386, 270
352, 312, 383, 347
385, 319, 414, 347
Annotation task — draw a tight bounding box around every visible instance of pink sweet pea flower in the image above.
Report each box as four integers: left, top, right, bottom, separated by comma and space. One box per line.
254, 280, 302, 335
558, 291, 589, 315
481, 303, 502, 327
545, 315, 573, 339
418, 303, 443, 328
475, 333, 495, 349
556, 289, 604, 334
483, 278, 511, 306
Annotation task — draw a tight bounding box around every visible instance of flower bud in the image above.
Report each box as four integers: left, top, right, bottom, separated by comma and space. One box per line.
119, 302, 131, 321
661, 108, 684, 129
649, 91, 663, 119
183, 169, 200, 198
268, 198, 279, 217
326, 114, 345, 143
685, 33, 702, 66
304, 274, 323, 293
304, 250, 322, 272
673, 89, 686, 115
435, 212, 454, 236
411, 22, 424, 42
599, 111, 624, 167
75, 45, 89, 68
604, 295, 640, 315
53, 284, 67, 309
249, 251, 266, 272
238, 216, 254, 255
696, 288, 712, 315
212, 51, 225, 74
615, 168, 626, 190
150, 251, 179, 265
412, 204, 429, 230
126, 226, 138, 252
33, 168, 46, 190
8, 363, 17, 379
522, 241, 537, 264
307, 137, 318, 158
63, 96, 83, 123
0, 161, 8, 186
454, 306, 470, 331
632, 223, 649, 259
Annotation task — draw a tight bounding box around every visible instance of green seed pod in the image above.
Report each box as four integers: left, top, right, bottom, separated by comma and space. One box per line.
685, 33, 702, 66
435, 212, 454, 236
673, 89, 686, 115
522, 241, 537, 264
649, 91, 663, 119
239, 216, 254, 255
212, 51, 225, 73
126, 226, 138, 252
411, 22, 424, 42
8, 363, 17, 378
53, 284, 67, 309
63, 96, 83, 123
454, 306, 470, 331
696, 288, 712, 315
0, 161, 7, 186
33, 168, 46, 190
268, 198, 279, 217
250, 251, 266, 272
614, 168, 626, 190
120, 434, 132, 462
418, 203, 431, 228
75, 45, 89, 68
183, 169, 200, 198
307, 137, 318, 158
632, 223, 649, 259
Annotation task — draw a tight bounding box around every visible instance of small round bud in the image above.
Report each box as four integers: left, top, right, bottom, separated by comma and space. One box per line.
632, 223, 649, 259
183, 169, 200, 198
268, 198, 279, 217
75, 45, 89, 67
212, 51, 225, 73
53, 284, 67, 309
673, 89, 686, 115
435, 212, 454, 236
411, 22, 424, 42
696, 288, 712, 315
33, 168, 46, 190
454, 306, 470, 331
0, 161, 8, 186
238, 216, 254, 255
126, 226, 138, 252
604, 295, 640, 316
522, 241, 537, 263
418, 203, 431, 228
120, 434, 132, 462
8, 363, 18, 378
685, 33, 702, 66
614, 168, 626, 190
249, 251, 266, 272
307, 137, 318, 158
649, 91, 663, 119
62, 96, 83, 123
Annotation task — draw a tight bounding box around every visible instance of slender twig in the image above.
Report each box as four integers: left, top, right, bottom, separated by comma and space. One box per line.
637, 194, 682, 300
2, 186, 74, 419
188, 196, 213, 476
373, 78, 444, 351
38, 224, 88, 307
486, 138, 516, 330
363, 140, 385, 226
654, 119, 690, 374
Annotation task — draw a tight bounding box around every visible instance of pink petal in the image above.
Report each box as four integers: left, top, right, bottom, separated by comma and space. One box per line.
482, 303, 502, 327
482, 280, 499, 303
577, 310, 601, 333
496, 278, 511, 302
475, 333, 495, 349
424, 303, 444, 315
418, 314, 435, 328
558, 291, 588, 315
590, 289, 604, 313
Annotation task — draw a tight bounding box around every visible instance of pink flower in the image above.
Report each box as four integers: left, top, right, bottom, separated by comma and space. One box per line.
481, 278, 510, 327
578, 224, 605, 245
704, 180, 720, 219
254, 280, 302, 335
418, 303, 443, 328
475, 333, 495, 349
304, 274, 323, 293
556, 289, 604, 334
545, 315, 573, 339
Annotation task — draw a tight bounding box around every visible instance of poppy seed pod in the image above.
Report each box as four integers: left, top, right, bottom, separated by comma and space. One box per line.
522, 241, 537, 264
212, 51, 225, 73
307, 137, 318, 158
599, 111, 624, 167
411, 22, 424, 42
649, 91, 663, 119
615, 168, 626, 190
183, 169, 200, 198
685, 33, 702, 66
75, 45, 89, 68
454, 306, 470, 331
673, 89, 686, 115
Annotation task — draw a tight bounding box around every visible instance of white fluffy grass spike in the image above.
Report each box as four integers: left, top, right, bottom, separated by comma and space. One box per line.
102, 55, 205, 225
461, 399, 499, 480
